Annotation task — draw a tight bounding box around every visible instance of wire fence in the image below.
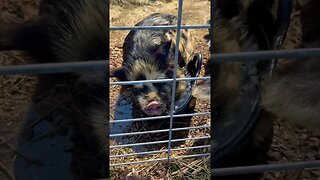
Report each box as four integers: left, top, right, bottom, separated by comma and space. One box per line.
109, 0, 211, 168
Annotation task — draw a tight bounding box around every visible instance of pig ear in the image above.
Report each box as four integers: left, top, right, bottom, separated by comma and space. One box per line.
187, 52, 203, 77
156, 33, 172, 67
109, 67, 128, 81
192, 79, 211, 103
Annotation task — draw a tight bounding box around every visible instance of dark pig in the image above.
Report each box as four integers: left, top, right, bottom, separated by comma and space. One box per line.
111, 13, 201, 116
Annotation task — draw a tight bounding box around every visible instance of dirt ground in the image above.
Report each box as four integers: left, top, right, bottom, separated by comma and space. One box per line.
0, 0, 318, 179
263, 0, 320, 179
0, 0, 39, 179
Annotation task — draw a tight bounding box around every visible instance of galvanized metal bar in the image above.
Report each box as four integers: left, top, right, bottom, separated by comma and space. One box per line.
110, 25, 210, 31
167, 0, 184, 163
110, 153, 211, 167
172, 153, 210, 160
110, 145, 211, 158
212, 48, 320, 63
110, 149, 167, 158
0, 60, 108, 75
109, 112, 211, 123
110, 157, 167, 167
110, 136, 210, 148
110, 125, 210, 137
212, 160, 320, 176
110, 76, 210, 86
171, 145, 211, 152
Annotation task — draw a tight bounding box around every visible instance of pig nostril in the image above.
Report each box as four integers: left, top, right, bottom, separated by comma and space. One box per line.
145, 105, 161, 112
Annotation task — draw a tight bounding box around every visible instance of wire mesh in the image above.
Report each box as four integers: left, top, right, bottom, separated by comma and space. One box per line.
108, 0, 211, 169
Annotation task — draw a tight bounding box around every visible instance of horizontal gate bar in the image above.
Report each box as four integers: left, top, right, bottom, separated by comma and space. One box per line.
213, 48, 320, 63
110, 125, 210, 137
3, 49, 320, 75
0, 60, 108, 75
110, 136, 210, 148
110, 76, 210, 85
212, 160, 320, 176
110, 145, 210, 158
110, 112, 211, 123
110, 153, 210, 166
110, 25, 210, 31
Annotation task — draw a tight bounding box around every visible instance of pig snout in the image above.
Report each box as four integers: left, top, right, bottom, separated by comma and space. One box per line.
143, 100, 163, 116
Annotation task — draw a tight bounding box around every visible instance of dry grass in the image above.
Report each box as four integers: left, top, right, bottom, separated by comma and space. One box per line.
110, 149, 210, 180
0, 52, 37, 179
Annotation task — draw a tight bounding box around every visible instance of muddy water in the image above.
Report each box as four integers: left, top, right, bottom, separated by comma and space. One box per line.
14, 105, 73, 180
110, 93, 147, 152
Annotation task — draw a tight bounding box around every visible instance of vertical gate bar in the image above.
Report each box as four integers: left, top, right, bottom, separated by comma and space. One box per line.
167, 0, 185, 164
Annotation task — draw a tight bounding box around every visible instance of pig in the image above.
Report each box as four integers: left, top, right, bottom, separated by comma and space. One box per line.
111, 13, 201, 117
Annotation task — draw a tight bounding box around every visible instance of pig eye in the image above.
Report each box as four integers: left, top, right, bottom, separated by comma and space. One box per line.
166, 70, 173, 78
153, 83, 164, 90
136, 73, 146, 81
133, 84, 149, 95
133, 85, 142, 92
